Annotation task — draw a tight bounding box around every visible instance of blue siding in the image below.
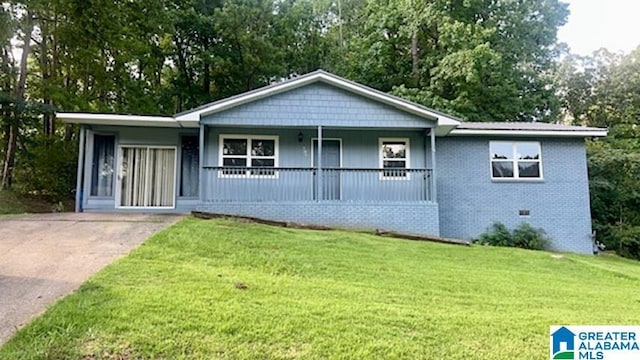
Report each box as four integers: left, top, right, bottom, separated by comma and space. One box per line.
436, 136, 593, 254
200, 83, 436, 128
203, 127, 433, 203
205, 128, 432, 168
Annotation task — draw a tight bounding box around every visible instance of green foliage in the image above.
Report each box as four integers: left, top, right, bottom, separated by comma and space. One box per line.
612, 226, 640, 260
335, 0, 568, 122
559, 48, 640, 259
2, 218, 640, 359
475, 222, 513, 247
14, 135, 78, 201
474, 222, 550, 250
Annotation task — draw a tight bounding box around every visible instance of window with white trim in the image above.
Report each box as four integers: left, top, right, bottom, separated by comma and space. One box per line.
379, 138, 410, 178
219, 135, 278, 177
490, 141, 542, 179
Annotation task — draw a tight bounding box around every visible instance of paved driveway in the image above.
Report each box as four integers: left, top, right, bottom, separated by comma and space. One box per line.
0, 212, 182, 344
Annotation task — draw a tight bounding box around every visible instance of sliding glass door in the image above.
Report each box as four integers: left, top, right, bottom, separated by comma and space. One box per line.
118, 146, 176, 208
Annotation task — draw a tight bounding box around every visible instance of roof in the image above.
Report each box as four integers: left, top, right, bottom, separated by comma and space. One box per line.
174, 70, 461, 135
449, 122, 607, 137
55, 113, 198, 128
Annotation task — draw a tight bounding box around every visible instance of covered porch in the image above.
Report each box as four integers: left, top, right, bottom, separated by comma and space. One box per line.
195, 124, 442, 236
197, 125, 439, 204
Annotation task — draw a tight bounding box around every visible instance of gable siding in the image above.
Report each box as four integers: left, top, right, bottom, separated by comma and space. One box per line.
200, 83, 435, 128
436, 136, 593, 254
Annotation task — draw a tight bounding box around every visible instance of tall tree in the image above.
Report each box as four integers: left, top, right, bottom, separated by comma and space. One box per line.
334, 0, 568, 122
558, 47, 640, 258
1, 3, 35, 189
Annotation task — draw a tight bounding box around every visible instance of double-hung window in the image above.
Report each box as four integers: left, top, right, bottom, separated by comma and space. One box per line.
490, 141, 542, 180
379, 138, 410, 179
219, 135, 278, 177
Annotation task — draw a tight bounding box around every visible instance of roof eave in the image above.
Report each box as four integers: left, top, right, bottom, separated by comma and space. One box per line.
448, 129, 608, 137
56, 112, 196, 128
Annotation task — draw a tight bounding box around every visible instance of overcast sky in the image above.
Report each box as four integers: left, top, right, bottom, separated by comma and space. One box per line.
557, 0, 640, 56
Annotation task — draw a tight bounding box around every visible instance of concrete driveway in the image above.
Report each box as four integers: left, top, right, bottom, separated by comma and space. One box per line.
0, 212, 182, 345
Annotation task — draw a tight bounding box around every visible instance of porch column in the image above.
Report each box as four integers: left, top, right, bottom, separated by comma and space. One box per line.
198, 124, 205, 202
430, 128, 437, 203
316, 125, 323, 202
75, 125, 86, 212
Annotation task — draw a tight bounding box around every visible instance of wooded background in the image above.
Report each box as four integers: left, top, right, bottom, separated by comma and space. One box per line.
1, 0, 638, 258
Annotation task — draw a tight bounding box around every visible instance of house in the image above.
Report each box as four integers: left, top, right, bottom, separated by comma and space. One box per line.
57, 70, 607, 254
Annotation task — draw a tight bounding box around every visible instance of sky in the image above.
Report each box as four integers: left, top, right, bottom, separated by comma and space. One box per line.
557, 0, 640, 56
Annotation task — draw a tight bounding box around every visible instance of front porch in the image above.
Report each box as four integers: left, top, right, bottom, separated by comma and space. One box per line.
201, 167, 434, 203
195, 121, 442, 236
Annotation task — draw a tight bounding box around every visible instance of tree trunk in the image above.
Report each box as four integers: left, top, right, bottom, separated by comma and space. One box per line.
2, 124, 17, 190
2, 11, 34, 189
411, 34, 420, 87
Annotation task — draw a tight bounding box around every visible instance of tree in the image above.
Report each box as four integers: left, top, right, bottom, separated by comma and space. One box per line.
1, 3, 35, 189
558, 47, 640, 258
333, 0, 569, 122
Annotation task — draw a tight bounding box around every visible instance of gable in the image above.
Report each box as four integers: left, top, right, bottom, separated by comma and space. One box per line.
200, 83, 436, 128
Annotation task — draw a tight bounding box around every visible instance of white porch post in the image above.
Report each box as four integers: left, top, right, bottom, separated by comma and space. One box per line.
430, 128, 437, 203
316, 125, 323, 202
75, 125, 86, 212
198, 124, 205, 202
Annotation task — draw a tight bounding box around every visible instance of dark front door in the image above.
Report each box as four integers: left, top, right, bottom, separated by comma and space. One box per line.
313, 139, 341, 200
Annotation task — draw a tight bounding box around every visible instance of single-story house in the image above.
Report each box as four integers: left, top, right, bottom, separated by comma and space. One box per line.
57, 70, 607, 254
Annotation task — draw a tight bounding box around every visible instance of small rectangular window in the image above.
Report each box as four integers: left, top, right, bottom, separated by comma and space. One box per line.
180, 135, 199, 197
91, 134, 115, 196
219, 135, 278, 177
490, 141, 542, 180
380, 138, 410, 179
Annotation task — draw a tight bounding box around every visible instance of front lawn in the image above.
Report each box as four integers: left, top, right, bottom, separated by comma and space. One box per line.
2, 217, 640, 359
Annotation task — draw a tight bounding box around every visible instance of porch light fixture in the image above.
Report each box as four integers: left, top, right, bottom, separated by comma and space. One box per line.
298, 131, 304, 142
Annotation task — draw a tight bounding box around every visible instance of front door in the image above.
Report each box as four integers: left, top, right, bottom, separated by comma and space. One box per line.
117, 146, 176, 208
313, 139, 341, 200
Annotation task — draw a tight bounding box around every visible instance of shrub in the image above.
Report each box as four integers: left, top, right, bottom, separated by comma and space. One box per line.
612, 226, 640, 260
473, 222, 550, 251
475, 222, 513, 247
14, 135, 78, 202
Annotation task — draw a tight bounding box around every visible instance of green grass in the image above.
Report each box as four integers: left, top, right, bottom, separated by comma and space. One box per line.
0, 190, 63, 214
2, 217, 640, 359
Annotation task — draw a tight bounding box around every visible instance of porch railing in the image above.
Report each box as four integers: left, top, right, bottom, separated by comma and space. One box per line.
202, 167, 433, 203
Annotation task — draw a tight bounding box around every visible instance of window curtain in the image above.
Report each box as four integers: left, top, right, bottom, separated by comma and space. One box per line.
91, 135, 115, 196
120, 147, 175, 207
180, 136, 199, 197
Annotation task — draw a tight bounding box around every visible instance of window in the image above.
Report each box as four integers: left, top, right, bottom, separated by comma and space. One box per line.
91, 134, 115, 196
490, 141, 542, 180
180, 135, 199, 197
118, 146, 176, 208
219, 135, 278, 177
379, 138, 410, 179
